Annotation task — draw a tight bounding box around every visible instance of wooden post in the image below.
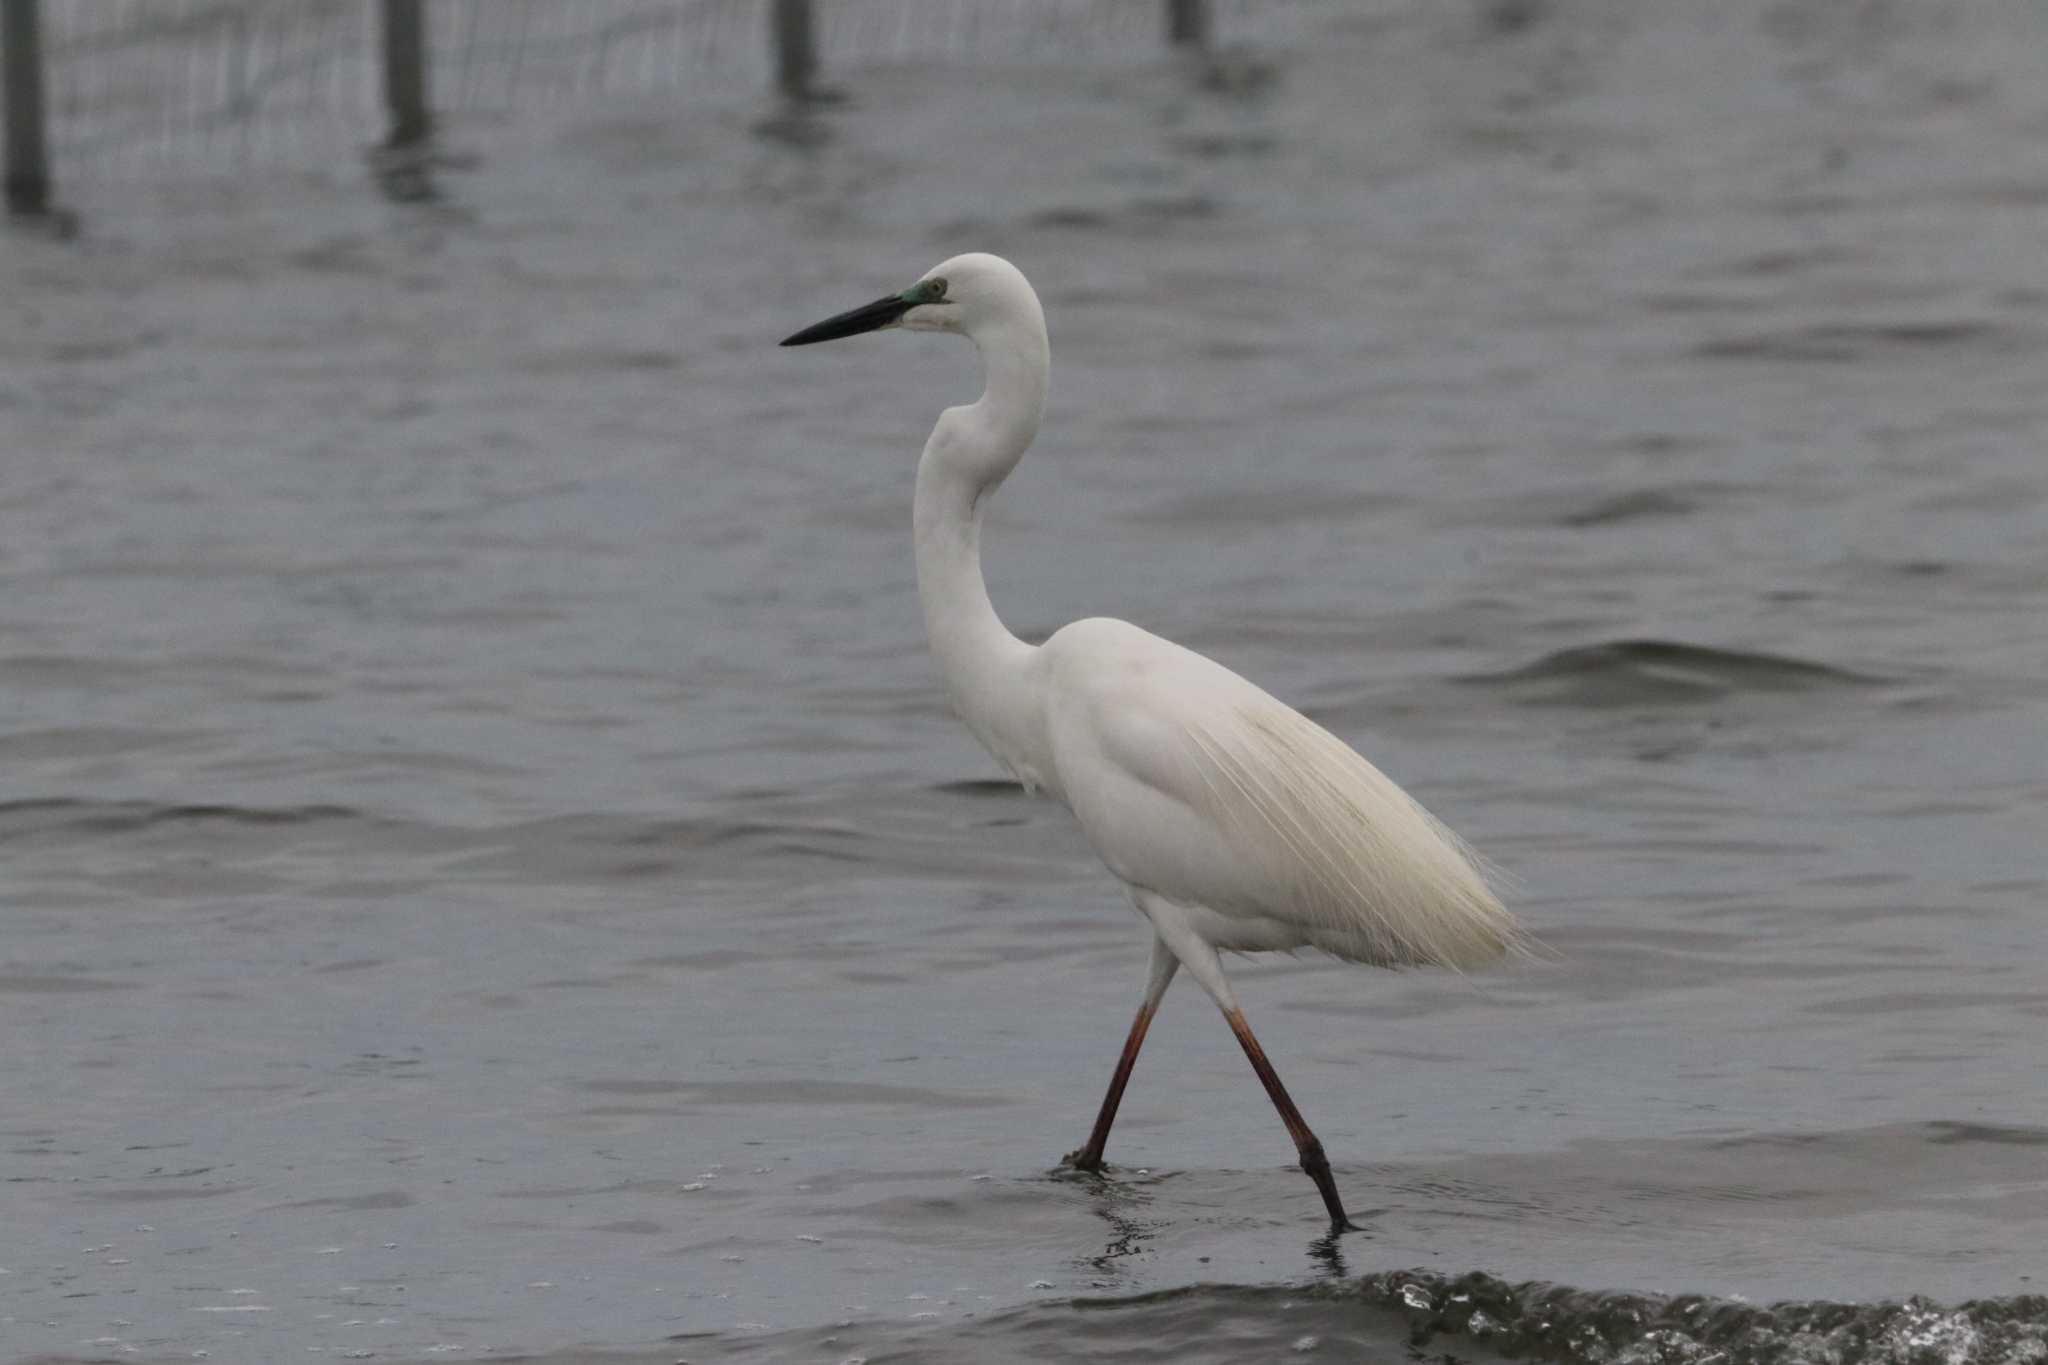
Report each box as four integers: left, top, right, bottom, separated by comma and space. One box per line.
1167, 0, 1209, 48
381, 0, 431, 146
771, 0, 815, 98
3, 0, 51, 215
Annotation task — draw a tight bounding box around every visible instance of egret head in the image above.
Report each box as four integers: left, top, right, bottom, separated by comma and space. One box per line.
779, 253, 1040, 349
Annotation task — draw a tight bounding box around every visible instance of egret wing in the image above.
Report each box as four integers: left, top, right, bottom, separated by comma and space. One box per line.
1046, 619, 1517, 969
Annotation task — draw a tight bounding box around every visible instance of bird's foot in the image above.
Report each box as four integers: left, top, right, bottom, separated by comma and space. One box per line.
1060, 1147, 1107, 1174
1297, 1139, 1363, 1232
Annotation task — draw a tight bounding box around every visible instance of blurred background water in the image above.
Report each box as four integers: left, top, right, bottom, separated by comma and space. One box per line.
2, 1, 2045, 1361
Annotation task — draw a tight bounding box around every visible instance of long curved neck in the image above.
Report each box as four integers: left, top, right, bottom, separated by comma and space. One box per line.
913, 315, 1051, 787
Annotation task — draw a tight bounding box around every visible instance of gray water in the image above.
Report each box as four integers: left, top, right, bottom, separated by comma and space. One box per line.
4, 2, 2046, 1362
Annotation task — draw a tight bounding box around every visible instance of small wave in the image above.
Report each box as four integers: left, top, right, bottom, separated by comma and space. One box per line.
1464, 639, 1884, 706
655, 1274, 2048, 1365
1126, 485, 1387, 528
932, 778, 1027, 798
1557, 488, 1704, 527
1364, 1268, 2048, 1365
0, 797, 359, 841
1688, 245, 1868, 279
0, 973, 136, 993
575, 1078, 1014, 1109
1693, 320, 2022, 364
455, 812, 878, 883
1027, 193, 1224, 234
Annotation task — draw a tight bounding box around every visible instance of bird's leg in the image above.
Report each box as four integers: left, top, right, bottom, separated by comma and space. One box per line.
1131, 899, 1360, 1231
1064, 937, 1178, 1172
1222, 1006, 1360, 1233
1063, 1004, 1155, 1173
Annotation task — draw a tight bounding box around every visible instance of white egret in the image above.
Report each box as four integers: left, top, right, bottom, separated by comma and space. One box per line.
782, 254, 1521, 1231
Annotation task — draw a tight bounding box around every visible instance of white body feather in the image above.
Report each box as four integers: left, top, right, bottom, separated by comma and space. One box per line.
1040, 616, 1514, 969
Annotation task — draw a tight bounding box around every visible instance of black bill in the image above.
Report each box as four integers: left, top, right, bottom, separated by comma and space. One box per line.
780, 294, 915, 347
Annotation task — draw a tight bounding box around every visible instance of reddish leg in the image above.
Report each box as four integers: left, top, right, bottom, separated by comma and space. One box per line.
1224, 1006, 1358, 1232
1064, 938, 1178, 1171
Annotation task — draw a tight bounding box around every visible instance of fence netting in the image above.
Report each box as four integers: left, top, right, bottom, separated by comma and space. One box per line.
34, 0, 1279, 178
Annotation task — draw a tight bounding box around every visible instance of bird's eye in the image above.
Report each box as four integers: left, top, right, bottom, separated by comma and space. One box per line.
925, 277, 948, 301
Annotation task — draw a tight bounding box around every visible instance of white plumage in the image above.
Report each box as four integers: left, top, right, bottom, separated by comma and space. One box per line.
1042, 615, 1515, 971
782, 252, 1521, 1231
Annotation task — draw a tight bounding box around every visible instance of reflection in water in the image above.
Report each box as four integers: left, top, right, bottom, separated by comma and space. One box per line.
1305, 1227, 1351, 1280
360, 143, 487, 211
368, 145, 441, 204
1052, 1166, 1161, 1278
1085, 1199, 1155, 1277
751, 101, 836, 152
1060, 1164, 1365, 1280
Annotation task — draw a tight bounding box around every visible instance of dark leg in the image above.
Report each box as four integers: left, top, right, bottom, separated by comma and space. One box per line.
1063, 937, 1178, 1172
1223, 1006, 1359, 1232
1065, 1000, 1158, 1172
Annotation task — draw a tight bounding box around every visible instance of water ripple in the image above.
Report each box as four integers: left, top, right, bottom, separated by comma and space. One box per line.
1365, 1268, 2048, 1365
1464, 640, 1887, 707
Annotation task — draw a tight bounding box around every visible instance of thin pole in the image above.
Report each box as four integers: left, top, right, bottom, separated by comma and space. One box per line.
1166, 0, 1209, 49
381, 0, 430, 146
3, 0, 51, 215
771, 0, 815, 98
